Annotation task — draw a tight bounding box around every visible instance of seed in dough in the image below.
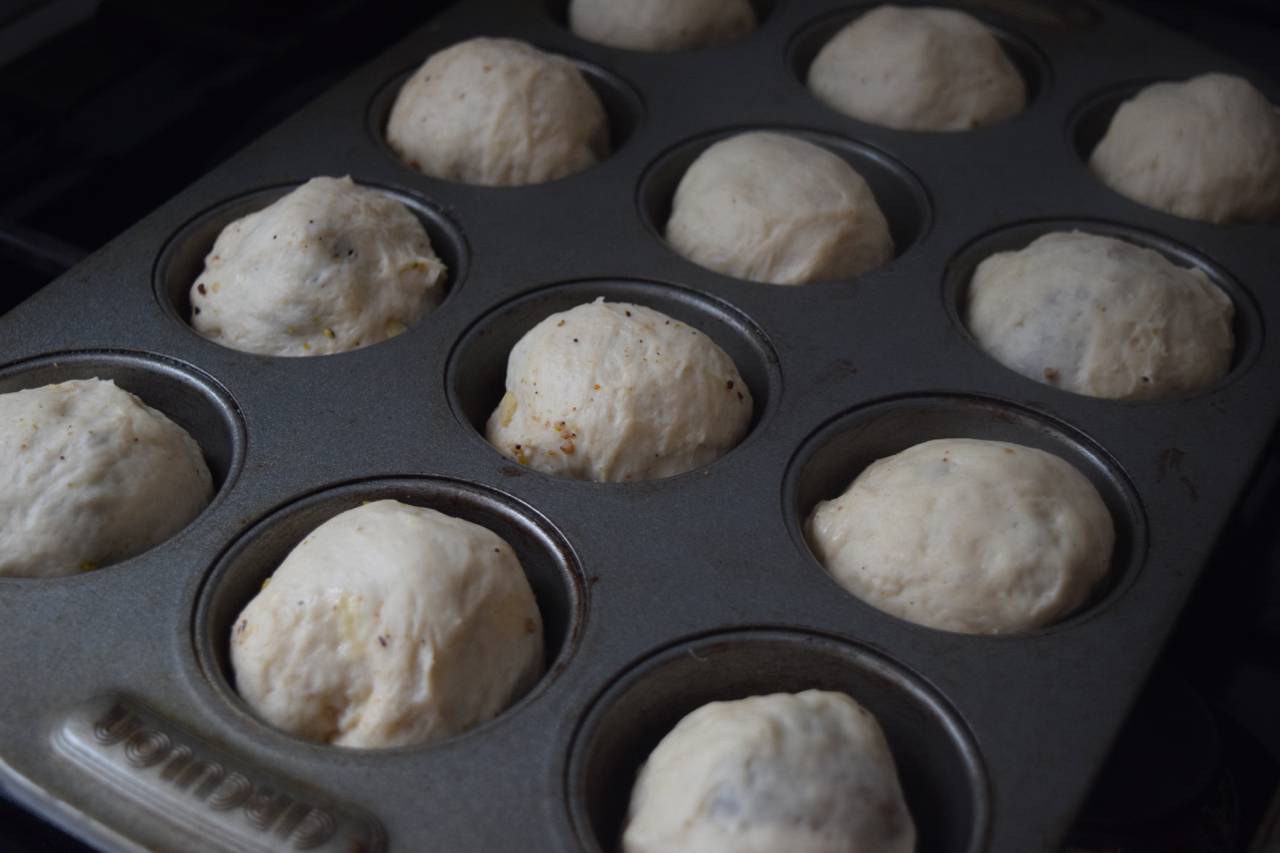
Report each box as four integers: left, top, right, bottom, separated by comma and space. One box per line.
230, 500, 544, 749
1089, 73, 1280, 224
0, 378, 213, 579
386, 37, 609, 186
965, 231, 1234, 400
190, 176, 446, 357
806, 438, 1114, 634
807, 5, 1026, 132
666, 132, 893, 284
568, 0, 756, 52
622, 690, 915, 853
485, 298, 752, 482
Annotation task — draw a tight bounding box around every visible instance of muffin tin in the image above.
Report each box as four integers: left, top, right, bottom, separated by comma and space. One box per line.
2, 0, 1278, 850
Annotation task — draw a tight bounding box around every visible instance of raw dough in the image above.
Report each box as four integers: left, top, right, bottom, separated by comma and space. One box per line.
623, 690, 915, 853
0, 379, 213, 579
485, 298, 751, 482
666, 132, 893, 284
1089, 72, 1280, 223
230, 500, 544, 749
807, 5, 1026, 131
966, 231, 1234, 399
190, 176, 445, 357
806, 438, 1114, 634
569, 0, 756, 52
386, 37, 609, 186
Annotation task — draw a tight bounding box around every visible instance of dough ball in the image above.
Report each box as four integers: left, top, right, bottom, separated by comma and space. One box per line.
1088, 73, 1280, 224
806, 438, 1114, 634
808, 5, 1026, 131
386, 37, 609, 186
623, 691, 915, 853
666, 132, 893, 284
230, 500, 544, 749
966, 231, 1234, 400
569, 0, 756, 52
485, 298, 751, 482
0, 379, 213, 579
190, 176, 445, 357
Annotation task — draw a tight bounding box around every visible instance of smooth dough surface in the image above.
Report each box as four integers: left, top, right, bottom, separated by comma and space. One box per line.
623, 691, 915, 853
806, 438, 1114, 634
666, 132, 893, 284
808, 5, 1026, 131
568, 0, 756, 52
485, 298, 751, 482
1089, 73, 1280, 223
386, 37, 609, 186
190, 176, 445, 357
231, 500, 544, 749
0, 379, 213, 579
966, 231, 1234, 400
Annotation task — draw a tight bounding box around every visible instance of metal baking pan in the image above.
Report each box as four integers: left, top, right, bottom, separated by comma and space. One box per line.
2, 0, 1278, 850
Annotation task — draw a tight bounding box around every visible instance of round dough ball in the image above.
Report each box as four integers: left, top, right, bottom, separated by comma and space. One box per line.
190, 176, 445, 357
0, 379, 213, 579
666, 132, 893, 284
966, 231, 1234, 400
1088, 73, 1280, 224
485, 298, 751, 482
386, 37, 609, 186
623, 691, 915, 853
806, 438, 1114, 634
230, 500, 544, 749
808, 5, 1026, 132
569, 0, 756, 52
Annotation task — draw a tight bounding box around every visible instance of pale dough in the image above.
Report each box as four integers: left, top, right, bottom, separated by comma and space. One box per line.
230, 500, 544, 749
386, 37, 609, 186
569, 0, 756, 52
485, 298, 751, 482
1089, 72, 1280, 223
623, 691, 915, 853
666, 132, 893, 284
808, 5, 1026, 132
0, 379, 213, 579
966, 231, 1234, 400
806, 438, 1114, 634
190, 176, 445, 357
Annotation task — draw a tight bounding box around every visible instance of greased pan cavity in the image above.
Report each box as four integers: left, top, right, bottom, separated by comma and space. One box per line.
1, 0, 1278, 851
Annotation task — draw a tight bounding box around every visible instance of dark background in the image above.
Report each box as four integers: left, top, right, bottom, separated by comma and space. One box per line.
1, 1, 1279, 851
